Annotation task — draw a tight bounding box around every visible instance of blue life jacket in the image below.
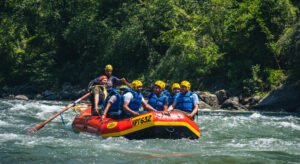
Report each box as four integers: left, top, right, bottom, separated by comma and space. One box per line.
103, 88, 123, 116
176, 91, 194, 113
162, 90, 171, 97
168, 93, 179, 106
148, 92, 167, 111
123, 88, 142, 112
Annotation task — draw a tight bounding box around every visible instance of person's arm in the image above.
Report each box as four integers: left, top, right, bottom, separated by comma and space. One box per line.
186, 94, 199, 118
120, 78, 132, 88
162, 96, 168, 112
88, 78, 98, 91
122, 92, 139, 116
102, 102, 112, 120
94, 93, 100, 115
123, 102, 139, 116
142, 100, 157, 112
187, 104, 199, 118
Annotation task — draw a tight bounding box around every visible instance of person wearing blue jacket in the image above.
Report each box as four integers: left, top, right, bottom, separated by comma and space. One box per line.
168, 83, 181, 107
101, 88, 124, 120
166, 80, 199, 119
122, 80, 157, 117
148, 80, 169, 111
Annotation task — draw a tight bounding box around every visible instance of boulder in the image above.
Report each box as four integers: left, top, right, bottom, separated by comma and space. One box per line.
6, 94, 15, 99
59, 90, 73, 100
15, 95, 29, 100
254, 82, 300, 112
42, 90, 58, 100
221, 97, 247, 110
214, 89, 229, 104
250, 95, 262, 105
198, 92, 219, 109
199, 101, 212, 109
35, 94, 43, 100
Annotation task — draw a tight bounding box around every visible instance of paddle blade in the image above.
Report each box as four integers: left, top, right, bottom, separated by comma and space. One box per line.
27, 123, 45, 134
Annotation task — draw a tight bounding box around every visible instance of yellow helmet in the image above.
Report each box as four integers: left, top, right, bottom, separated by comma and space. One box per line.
132, 80, 143, 91
119, 85, 127, 91
105, 64, 113, 71
154, 80, 165, 90
171, 83, 180, 90
180, 80, 191, 90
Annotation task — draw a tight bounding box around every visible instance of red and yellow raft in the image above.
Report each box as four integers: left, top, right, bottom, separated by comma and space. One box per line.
72, 107, 200, 139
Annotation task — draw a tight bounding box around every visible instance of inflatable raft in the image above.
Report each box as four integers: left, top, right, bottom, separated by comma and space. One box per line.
72, 107, 200, 139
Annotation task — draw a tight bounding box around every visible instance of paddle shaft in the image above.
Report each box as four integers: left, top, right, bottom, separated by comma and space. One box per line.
29, 92, 91, 133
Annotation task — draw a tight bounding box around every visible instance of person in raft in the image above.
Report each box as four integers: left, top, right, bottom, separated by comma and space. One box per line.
103, 64, 132, 89
166, 80, 199, 119
87, 64, 131, 90
167, 83, 181, 106
101, 85, 128, 120
147, 80, 169, 111
122, 80, 157, 117
89, 75, 108, 116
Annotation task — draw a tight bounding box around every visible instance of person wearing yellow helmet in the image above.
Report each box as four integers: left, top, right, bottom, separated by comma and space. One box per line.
166, 80, 199, 119
167, 83, 181, 106
122, 80, 157, 117
148, 80, 169, 111
88, 64, 132, 90
104, 64, 132, 89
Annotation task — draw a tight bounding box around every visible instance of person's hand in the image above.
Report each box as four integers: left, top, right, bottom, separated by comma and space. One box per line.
101, 114, 106, 120
95, 107, 100, 115
133, 112, 140, 116
163, 110, 171, 115
121, 78, 126, 83
186, 113, 193, 119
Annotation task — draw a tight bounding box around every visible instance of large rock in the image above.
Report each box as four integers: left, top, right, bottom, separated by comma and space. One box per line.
34, 94, 43, 100
42, 90, 58, 100
15, 95, 29, 100
199, 101, 212, 109
221, 97, 247, 110
214, 89, 229, 104
198, 92, 219, 109
253, 82, 300, 112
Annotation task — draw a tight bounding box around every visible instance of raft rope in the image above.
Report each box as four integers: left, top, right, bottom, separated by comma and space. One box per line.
59, 112, 72, 129
59, 113, 66, 126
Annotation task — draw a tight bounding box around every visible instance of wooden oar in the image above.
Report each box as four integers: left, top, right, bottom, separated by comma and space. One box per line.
28, 92, 91, 134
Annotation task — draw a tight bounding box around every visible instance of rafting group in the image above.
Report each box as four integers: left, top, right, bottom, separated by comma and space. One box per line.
88, 64, 200, 121
29, 64, 201, 139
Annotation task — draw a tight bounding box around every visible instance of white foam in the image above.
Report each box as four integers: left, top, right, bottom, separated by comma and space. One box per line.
279, 122, 300, 131
10, 104, 27, 111
34, 104, 64, 119
0, 120, 10, 127
249, 112, 262, 118
199, 108, 213, 111
0, 133, 20, 142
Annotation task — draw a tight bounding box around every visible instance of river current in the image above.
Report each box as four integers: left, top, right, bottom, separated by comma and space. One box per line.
0, 100, 299, 163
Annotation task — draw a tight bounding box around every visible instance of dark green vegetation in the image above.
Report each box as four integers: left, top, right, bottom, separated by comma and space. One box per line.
0, 0, 299, 95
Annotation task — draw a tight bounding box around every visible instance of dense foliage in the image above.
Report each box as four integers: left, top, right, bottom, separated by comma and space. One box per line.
0, 0, 299, 95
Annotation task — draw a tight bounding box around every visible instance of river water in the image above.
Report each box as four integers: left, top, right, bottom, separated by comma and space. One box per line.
0, 99, 299, 163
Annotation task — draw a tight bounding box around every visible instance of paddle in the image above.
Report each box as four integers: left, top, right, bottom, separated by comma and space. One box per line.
28, 92, 91, 134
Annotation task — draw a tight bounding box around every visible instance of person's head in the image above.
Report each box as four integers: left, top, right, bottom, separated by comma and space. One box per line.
104, 64, 113, 76
131, 80, 143, 92
180, 80, 190, 93
99, 75, 108, 85
171, 83, 180, 94
153, 80, 165, 94
119, 85, 127, 94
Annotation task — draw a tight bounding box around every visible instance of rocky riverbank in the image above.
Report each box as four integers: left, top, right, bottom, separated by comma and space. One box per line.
1, 82, 299, 113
